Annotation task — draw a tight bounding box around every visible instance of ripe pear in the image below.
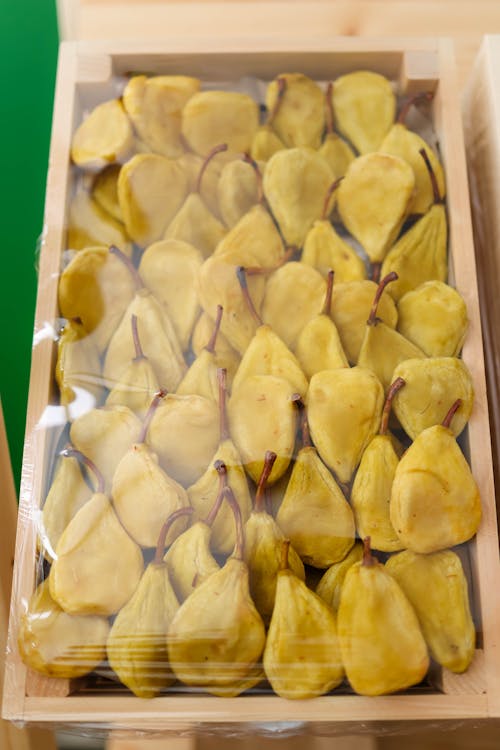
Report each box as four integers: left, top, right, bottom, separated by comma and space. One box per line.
380, 151, 447, 301
265, 73, 325, 149
112, 392, 191, 548
70, 404, 141, 491
244, 452, 305, 623
191, 311, 240, 386
337, 153, 415, 266
71, 98, 134, 170
264, 541, 344, 699
56, 318, 104, 407
139, 238, 203, 352
386, 549, 475, 673
307, 367, 384, 485
106, 314, 160, 418
213, 199, 285, 268
181, 90, 259, 156
391, 357, 474, 439
338, 538, 429, 695
277, 402, 355, 567
117, 153, 188, 246
188, 369, 252, 554
177, 149, 226, 221
18, 579, 110, 679
397, 281, 468, 358
228, 374, 298, 484
217, 156, 263, 228
350, 377, 406, 552
123, 74, 200, 158
390, 400, 481, 553
40, 449, 93, 561
164, 144, 227, 257
67, 187, 131, 255
357, 272, 426, 391
330, 279, 398, 364
92, 164, 123, 222
318, 82, 355, 178
176, 306, 223, 402
168, 487, 266, 693
107, 508, 191, 698
263, 147, 333, 247
295, 270, 349, 378
316, 542, 364, 611
302, 220, 366, 283
379, 92, 445, 215
58, 245, 137, 354
332, 71, 396, 154
262, 262, 326, 349
49, 450, 143, 616
250, 76, 286, 162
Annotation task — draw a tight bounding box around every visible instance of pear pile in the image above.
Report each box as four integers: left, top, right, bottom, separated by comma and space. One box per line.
21, 70, 483, 700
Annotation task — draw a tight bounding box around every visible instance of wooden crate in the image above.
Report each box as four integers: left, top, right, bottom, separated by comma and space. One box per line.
3, 36, 500, 733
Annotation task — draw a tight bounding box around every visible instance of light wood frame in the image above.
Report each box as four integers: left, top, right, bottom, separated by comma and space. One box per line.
3, 36, 500, 733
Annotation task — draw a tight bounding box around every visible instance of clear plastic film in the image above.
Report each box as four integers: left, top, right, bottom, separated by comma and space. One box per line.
3, 42, 497, 738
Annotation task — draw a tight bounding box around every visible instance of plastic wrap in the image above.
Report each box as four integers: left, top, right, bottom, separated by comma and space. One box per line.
3, 39, 498, 738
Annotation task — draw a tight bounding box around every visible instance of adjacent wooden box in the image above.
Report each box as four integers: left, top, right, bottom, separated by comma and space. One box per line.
3, 36, 500, 733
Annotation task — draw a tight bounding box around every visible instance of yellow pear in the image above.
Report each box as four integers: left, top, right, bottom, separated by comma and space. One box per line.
92, 164, 123, 222
71, 98, 134, 170
338, 538, 429, 695
390, 400, 481, 553
250, 77, 286, 162
302, 219, 366, 283
18, 579, 110, 679
177, 150, 227, 220
191, 311, 240, 387
56, 318, 104, 407
264, 541, 344, 699
316, 542, 364, 611
265, 73, 325, 149
67, 187, 131, 255
213, 200, 285, 268
217, 156, 263, 228
181, 90, 259, 156
318, 82, 356, 178
176, 305, 223, 402
386, 549, 475, 673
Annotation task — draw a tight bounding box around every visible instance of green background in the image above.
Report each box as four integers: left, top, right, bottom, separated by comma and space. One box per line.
1, 1, 59, 489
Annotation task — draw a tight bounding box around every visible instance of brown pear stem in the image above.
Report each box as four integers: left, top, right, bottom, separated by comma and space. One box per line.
367, 272, 398, 326
255, 451, 277, 513
280, 540, 291, 571
224, 486, 245, 561
442, 399, 462, 429
362, 536, 376, 567
154, 507, 193, 565
131, 314, 145, 361
419, 147, 442, 205
242, 153, 264, 205
236, 266, 263, 325
109, 245, 142, 290
203, 460, 228, 526
380, 377, 406, 435
325, 81, 335, 136
398, 91, 434, 125
205, 305, 223, 354
196, 143, 228, 194
138, 389, 167, 444
322, 270, 334, 315
321, 176, 344, 221
60, 447, 105, 494
217, 368, 230, 441
371, 262, 381, 284
267, 76, 287, 125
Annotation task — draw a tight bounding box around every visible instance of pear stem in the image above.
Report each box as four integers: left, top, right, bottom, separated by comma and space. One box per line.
367, 272, 398, 326
442, 399, 462, 429
236, 266, 263, 325
138, 389, 167, 445
322, 270, 334, 315
131, 314, 145, 361
325, 81, 335, 136
254, 451, 277, 513
291, 394, 312, 448
205, 305, 223, 354
362, 536, 376, 567
371, 262, 381, 284
109, 245, 142, 290
196, 143, 228, 194
380, 377, 406, 435
217, 368, 230, 441
398, 91, 434, 125
267, 76, 287, 126
224, 486, 245, 561
204, 460, 228, 526
60, 447, 105, 494
280, 540, 291, 571
419, 147, 442, 205
154, 506, 193, 565
321, 176, 344, 221
242, 153, 264, 205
